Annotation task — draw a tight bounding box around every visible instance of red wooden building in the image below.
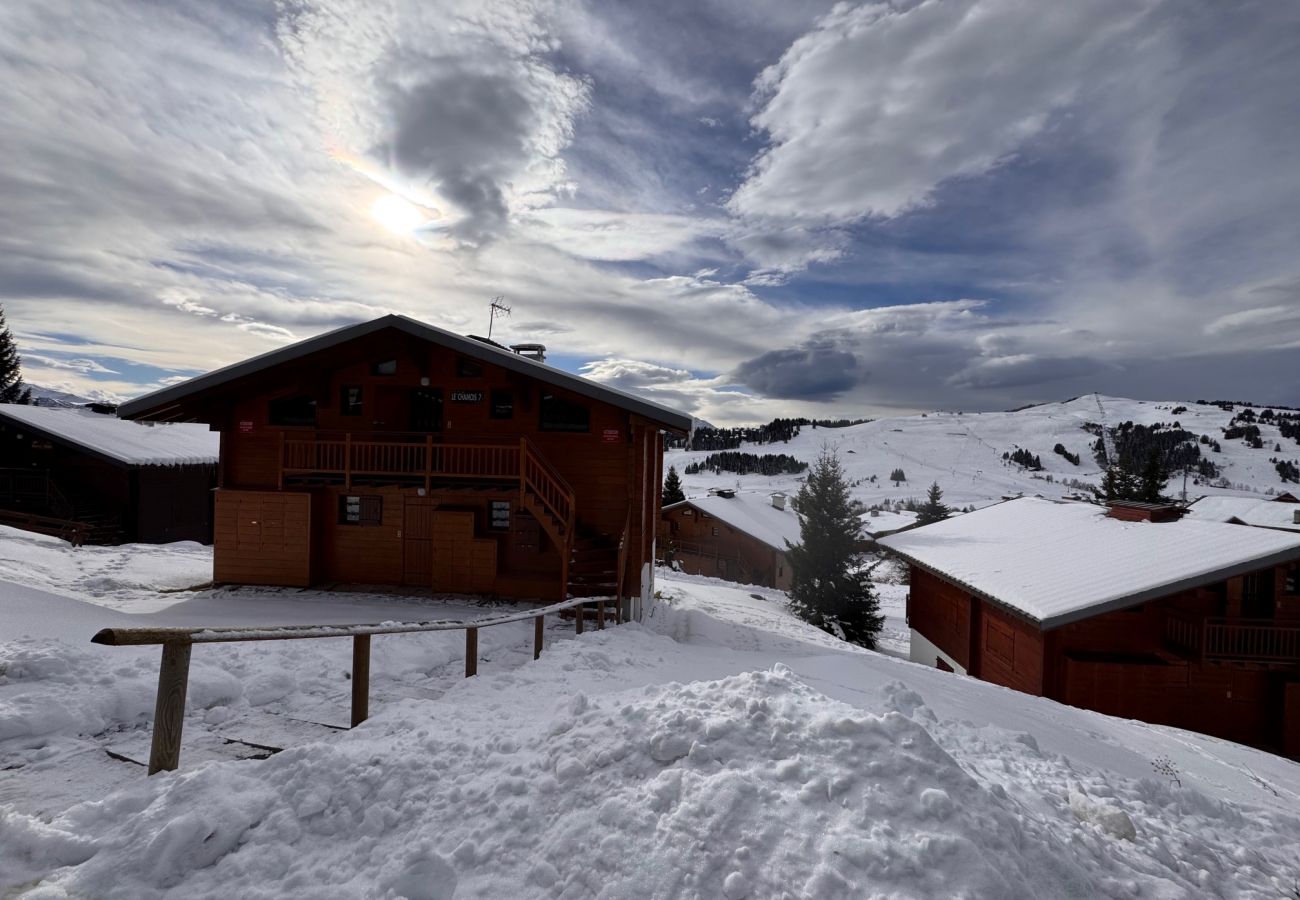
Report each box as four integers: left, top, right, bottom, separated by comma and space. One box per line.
880, 498, 1300, 758
659, 490, 800, 590
118, 315, 691, 614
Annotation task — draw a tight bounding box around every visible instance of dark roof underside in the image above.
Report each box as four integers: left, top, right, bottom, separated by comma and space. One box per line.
118, 314, 692, 432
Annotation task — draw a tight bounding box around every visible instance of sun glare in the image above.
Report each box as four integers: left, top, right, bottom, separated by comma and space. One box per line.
370, 193, 427, 235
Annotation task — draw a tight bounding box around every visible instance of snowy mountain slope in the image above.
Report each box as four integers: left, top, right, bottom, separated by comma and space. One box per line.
668, 395, 1300, 511
3, 533, 1300, 897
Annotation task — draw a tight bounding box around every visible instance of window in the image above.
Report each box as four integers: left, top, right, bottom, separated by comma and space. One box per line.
456, 356, 483, 378
269, 394, 317, 426
711, 526, 719, 536
490, 500, 511, 529
371, 359, 397, 376
539, 393, 589, 432
1285, 565, 1298, 596
490, 389, 514, 420
339, 495, 382, 526
340, 385, 363, 416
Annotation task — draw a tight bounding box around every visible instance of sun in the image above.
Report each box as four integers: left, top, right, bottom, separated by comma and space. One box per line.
370, 193, 428, 235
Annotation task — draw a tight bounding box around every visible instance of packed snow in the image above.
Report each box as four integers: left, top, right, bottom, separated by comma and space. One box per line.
880, 497, 1300, 627
3, 529, 1300, 897
0, 404, 218, 466
1186, 495, 1300, 533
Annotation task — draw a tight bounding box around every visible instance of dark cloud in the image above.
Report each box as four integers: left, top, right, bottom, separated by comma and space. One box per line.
732, 342, 861, 400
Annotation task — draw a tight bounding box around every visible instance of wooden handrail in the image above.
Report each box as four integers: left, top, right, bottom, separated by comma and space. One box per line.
282, 435, 521, 483
518, 438, 577, 538
92, 594, 618, 775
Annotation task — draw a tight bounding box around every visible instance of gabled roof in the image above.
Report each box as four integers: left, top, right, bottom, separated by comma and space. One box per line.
0, 404, 218, 467
117, 314, 692, 433
878, 497, 1300, 630
664, 492, 802, 552
1185, 495, 1300, 533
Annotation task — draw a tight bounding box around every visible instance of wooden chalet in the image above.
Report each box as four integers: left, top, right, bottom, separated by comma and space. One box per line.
659, 489, 799, 590
117, 315, 691, 612
0, 404, 218, 545
880, 498, 1300, 758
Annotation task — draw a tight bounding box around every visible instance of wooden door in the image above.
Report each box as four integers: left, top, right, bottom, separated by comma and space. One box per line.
402, 497, 435, 586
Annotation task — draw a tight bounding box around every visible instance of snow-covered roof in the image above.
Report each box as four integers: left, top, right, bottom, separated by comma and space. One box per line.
0, 404, 219, 466
1185, 495, 1300, 533
878, 497, 1300, 629
666, 492, 803, 552
860, 509, 920, 537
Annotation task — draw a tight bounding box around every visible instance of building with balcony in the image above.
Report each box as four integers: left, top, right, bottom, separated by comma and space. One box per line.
659, 489, 801, 590
118, 315, 690, 613
879, 497, 1300, 758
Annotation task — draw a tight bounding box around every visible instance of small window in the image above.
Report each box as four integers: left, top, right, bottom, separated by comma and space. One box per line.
490, 390, 514, 420
490, 500, 511, 529
269, 394, 317, 426
339, 495, 382, 526
539, 393, 590, 432
456, 357, 483, 378
1286, 565, 1298, 595
371, 359, 397, 376
711, 526, 719, 536
340, 385, 363, 416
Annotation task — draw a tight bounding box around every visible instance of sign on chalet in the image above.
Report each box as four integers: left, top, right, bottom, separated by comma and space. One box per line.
880, 497, 1300, 758
0, 404, 218, 545
118, 315, 691, 613
659, 490, 800, 590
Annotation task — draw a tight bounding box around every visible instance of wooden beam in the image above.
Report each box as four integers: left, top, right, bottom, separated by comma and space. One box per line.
351, 634, 370, 727
597, 600, 605, 630
148, 642, 192, 775
575, 603, 584, 635
465, 627, 478, 677
534, 614, 544, 660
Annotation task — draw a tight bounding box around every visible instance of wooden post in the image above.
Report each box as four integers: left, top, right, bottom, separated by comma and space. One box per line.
148, 642, 192, 776
344, 433, 352, 490
465, 627, 478, 677
575, 602, 584, 635
597, 599, 605, 630
534, 614, 544, 660
425, 435, 433, 492
351, 634, 370, 727
277, 431, 285, 490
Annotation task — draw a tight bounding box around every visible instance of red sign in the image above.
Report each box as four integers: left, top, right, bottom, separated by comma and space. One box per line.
238, 421, 254, 433
602, 428, 621, 443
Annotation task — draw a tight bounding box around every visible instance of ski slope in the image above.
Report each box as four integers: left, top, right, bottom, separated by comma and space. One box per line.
3, 531, 1300, 897
668, 395, 1300, 510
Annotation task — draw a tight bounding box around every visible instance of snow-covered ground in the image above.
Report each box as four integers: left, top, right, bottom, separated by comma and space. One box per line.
669, 395, 1300, 510
4, 530, 1300, 897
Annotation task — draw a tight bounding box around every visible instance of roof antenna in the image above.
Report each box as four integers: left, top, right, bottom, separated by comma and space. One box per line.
487, 296, 511, 340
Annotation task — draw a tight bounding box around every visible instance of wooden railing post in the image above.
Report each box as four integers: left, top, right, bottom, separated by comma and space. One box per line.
351, 634, 370, 727
148, 642, 192, 775
575, 602, 584, 635
425, 435, 433, 491
534, 614, 544, 660
277, 431, 285, 490
344, 433, 352, 490
465, 627, 478, 677
597, 599, 605, 630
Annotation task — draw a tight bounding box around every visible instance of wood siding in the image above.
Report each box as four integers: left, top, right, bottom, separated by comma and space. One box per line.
214, 490, 310, 586
659, 503, 790, 590
907, 567, 972, 669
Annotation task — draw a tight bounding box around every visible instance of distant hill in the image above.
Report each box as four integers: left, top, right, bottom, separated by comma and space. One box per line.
668, 395, 1300, 510
27, 384, 122, 409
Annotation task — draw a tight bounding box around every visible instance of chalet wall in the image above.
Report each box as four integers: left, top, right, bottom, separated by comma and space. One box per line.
134, 465, 216, 543
659, 503, 790, 589
909, 628, 967, 674
907, 567, 973, 669
978, 603, 1044, 695
214, 490, 311, 586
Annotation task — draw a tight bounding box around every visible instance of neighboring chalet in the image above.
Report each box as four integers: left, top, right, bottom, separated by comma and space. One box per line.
1185, 495, 1300, 534
880, 498, 1300, 758
659, 489, 800, 590
0, 404, 218, 544
118, 315, 691, 612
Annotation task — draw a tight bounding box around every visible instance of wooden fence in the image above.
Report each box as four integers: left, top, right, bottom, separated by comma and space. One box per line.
92, 595, 616, 775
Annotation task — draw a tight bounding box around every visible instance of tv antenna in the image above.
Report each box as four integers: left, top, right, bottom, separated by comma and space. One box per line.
487, 296, 511, 340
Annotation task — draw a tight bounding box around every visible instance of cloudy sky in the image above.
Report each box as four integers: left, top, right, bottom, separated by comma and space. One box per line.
3, 0, 1298, 424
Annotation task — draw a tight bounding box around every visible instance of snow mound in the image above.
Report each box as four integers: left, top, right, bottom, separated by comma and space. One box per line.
11, 666, 1108, 898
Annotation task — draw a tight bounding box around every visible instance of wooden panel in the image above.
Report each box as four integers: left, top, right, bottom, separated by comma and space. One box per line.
907, 567, 972, 669
213, 490, 310, 586
431, 510, 498, 595
978, 603, 1043, 695
402, 497, 435, 586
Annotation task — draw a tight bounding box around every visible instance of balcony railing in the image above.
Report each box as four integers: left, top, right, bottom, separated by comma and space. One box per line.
1164, 614, 1300, 663
281, 434, 520, 486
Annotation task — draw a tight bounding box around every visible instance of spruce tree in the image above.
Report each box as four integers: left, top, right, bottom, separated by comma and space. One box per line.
662, 465, 685, 506
1137, 448, 1170, 503
785, 447, 883, 649
0, 306, 32, 405
916, 481, 950, 526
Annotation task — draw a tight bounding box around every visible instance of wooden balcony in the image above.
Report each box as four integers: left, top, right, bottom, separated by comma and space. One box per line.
1164, 614, 1300, 664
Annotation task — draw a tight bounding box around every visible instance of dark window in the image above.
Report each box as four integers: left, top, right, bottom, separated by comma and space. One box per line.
340, 385, 363, 416
269, 394, 317, 426
339, 495, 382, 526
410, 388, 443, 432
490, 390, 514, 419
539, 393, 589, 432
456, 357, 483, 378
490, 500, 511, 529
371, 359, 397, 376
1286, 565, 1299, 595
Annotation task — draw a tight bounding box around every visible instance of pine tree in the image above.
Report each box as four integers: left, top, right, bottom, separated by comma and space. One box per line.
1137, 448, 1169, 503
785, 447, 883, 649
890, 467, 906, 486
662, 465, 685, 506
0, 306, 32, 405
916, 481, 950, 526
